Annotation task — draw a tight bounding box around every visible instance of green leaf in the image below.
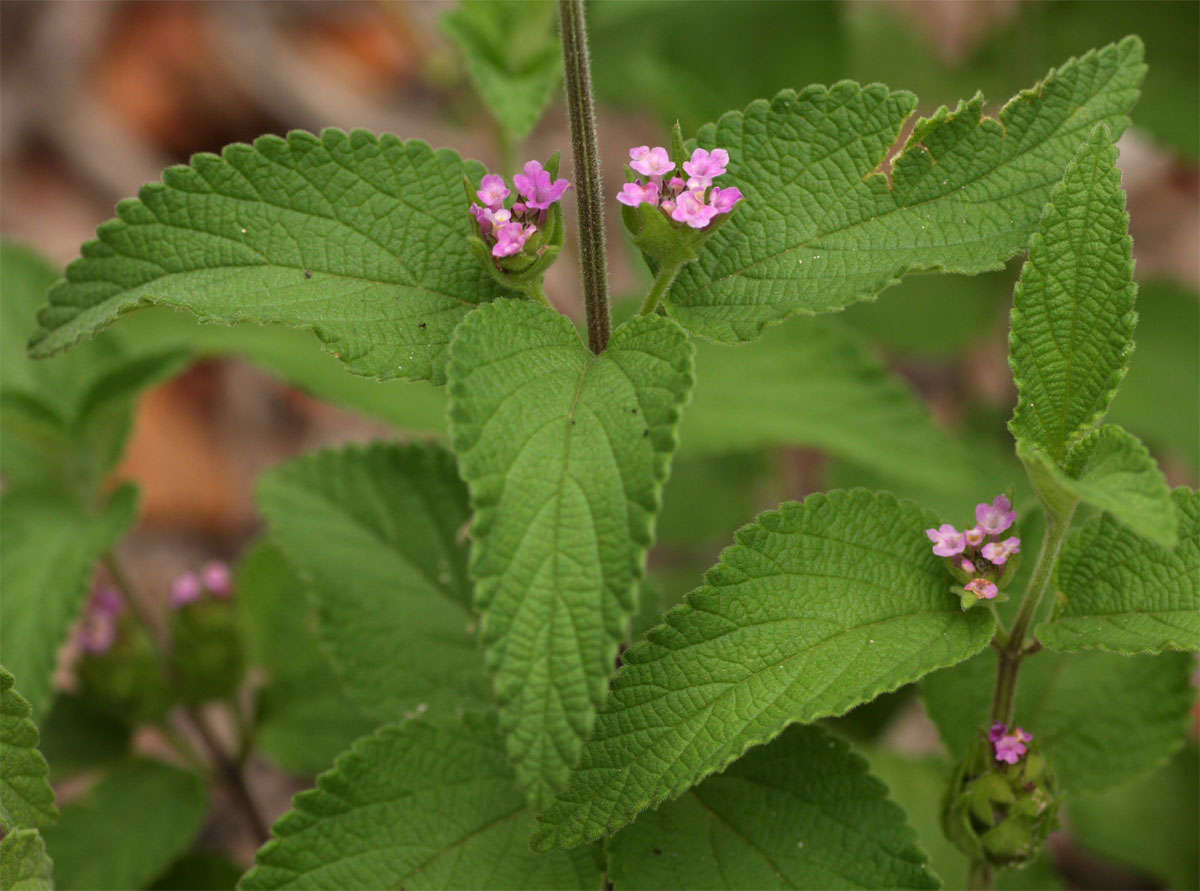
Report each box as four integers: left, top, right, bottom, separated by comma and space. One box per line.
37, 693, 131, 780
921, 649, 1195, 793
662, 38, 1145, 342
256, 443, 487, 723
1018, 425, 1176, 546
680, 316, 977, 492
240, 716, 601, 890
0, 484, 139, 716
441, 0, 560, 143
0, 669, 57, 831
532, 490, 995, 851
236, 541, 377, 775
608, 724, 938, 890
1008, 125, 1136, 463
1067, 743, 1198, 890
447, 301, 694, 808
28, 132, 513, 384
149, 851, 242, 890
1038, 488, 1199, 654
0, 828, 54, 891
656, 453, 773, 547
43, 760, 207, 891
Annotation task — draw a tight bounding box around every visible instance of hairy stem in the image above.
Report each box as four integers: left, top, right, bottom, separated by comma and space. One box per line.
641, 258, 686, 315
103, 552, 270, 844
558, 0, 610, 353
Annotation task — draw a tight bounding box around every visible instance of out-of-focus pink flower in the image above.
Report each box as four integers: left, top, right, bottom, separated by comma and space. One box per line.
202, 561, 232, 597
965, 526, 985, 547
170, 572, 203, 609
964, 578, 998, 600
991, 724, 1033, 764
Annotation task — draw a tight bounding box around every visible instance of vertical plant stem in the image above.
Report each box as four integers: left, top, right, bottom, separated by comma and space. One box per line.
558, 0, 610, 353
103, 552, 271, 844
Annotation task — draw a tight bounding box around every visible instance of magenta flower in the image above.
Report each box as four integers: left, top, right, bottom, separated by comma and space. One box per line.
671, 189, 721, 229
170, 571, 203, 609
982, 537, 1021, 566
628, 145, 674, 178
476, 174, 509, 208
964, 578, 998, 600
90, 585, 124, 616
513, 160, 571, 210
710, 186, 743, 214
617, 180, 660, 208
926, 524, 966, 557
493, 222, 537, 258
964, 526, 985, 547
991, 724, 1033, 764
202, 561, 232, 597
976, 495, 1017, 535
683, 147, 729, 188
988, 722, 1007, 743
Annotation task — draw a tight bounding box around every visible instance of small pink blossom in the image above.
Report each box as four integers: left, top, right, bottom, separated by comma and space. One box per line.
666, 176, 685, 195
492, 222, 537, 258
628, 145, 674, 178
982, 537, 1021, 566
964, 578, 998, 600
660, 198, 676, 215
965, 526, 985, 547
710, 186, 743, 214
991, 724, 1033, 764
617, 180, 660, 208
170, 572, 203, 609
683, 147, 729, 188
926, 524, 966, 557
958, 557, 976, 574
512, 160, 571, 210
90, 585, 124, 617
670, 189, 720, 229
976, 495, 1017, 535
476, 174, 509, 208
988, 722, 1007, 743
202, 561, 232, 597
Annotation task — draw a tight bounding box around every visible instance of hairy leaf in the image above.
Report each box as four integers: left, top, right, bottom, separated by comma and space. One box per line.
0, 669, 56, 831
240, 716, 601, 890
448, 302, 693, 808
663, 38, 1144, 341
1039, 488, 1199, 654
236, 542, 377, 774
532, 490, 995, 850
0, 828, 54, 891
921, 649, 1195, 792
1009, 126, 1136, 462
608, 724, 938, 890
257, 443, 487, 723
43, 760, 207, 891
28, 132, 512, 384
441, 0, 560, 142
0, 485, 139, 716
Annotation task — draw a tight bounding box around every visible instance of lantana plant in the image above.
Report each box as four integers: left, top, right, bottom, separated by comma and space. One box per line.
1, 2, 1195, 890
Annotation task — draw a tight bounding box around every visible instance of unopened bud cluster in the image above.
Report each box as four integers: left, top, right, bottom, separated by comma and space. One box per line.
926, 495, 1022, 609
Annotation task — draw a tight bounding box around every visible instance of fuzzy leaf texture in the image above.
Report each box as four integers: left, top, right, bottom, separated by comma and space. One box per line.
1008, 125, 1136, 463
0, 485, 139, 716
608, 724, 938, 890
28, 132, 512, 384
921, 649, 1195, 792
42, 760, 207, 891
663, 37, 1145, 341
240, 716, 601, 890
256, 442, 488, 723
447, 302, 693, 808
441, 0, 560, 142
533, 490, 995, 850
0, 669, 56, 832
0, 829, 54, 891
1039, 488, 1199, 654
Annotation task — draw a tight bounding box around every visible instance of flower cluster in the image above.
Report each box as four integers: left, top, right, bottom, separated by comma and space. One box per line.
926, 495, 1021, 606
617, 145, 742, 229
989, 722, 1033, 765
469, 160, 570, 258
170, 561, 232, 609
74, 585, 125, 655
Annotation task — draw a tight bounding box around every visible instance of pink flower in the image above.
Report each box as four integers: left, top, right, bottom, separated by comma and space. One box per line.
617, 180, 660, 208
512, 160, 571, 210
683, 147, 729, 188
710, 186, 743, 214
926, 524, 966, 557
202, 561, 232, 597
666, 176, 685, 196
628, 145, 674, 178
982, 537, 1021, 566
90, 585, 124, 617
170, 572, 203, 609
991, 724, 1033, 764
958, 557, 976, 574
492, 222, 537, 258
976, 495, 1017, 535
964, 578, 998, 600
988, 722, 1007, 743
964, 526, 985, 547
670, 189, 720, 229
476, 174, 509, 208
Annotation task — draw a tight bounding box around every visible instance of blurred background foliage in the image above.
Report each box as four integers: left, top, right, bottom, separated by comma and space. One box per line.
1, 1, 1195, 887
